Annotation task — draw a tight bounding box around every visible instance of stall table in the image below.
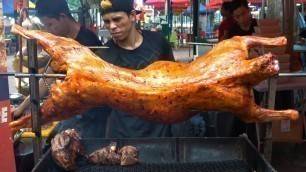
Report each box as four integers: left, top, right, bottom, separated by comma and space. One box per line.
254, 76, 306, 161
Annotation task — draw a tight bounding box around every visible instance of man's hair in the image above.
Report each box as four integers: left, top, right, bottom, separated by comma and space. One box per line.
35, 0, 73, 20
100, 0, 140, 16
221, 2, 232, 12
229, 0, 249, 14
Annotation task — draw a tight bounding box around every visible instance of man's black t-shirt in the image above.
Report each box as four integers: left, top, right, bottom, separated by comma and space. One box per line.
97, 30, 174, 138
54, 26, 108, 139
102, 30, 174, 69
227, 18, 257, 39
75, 26, 102, 46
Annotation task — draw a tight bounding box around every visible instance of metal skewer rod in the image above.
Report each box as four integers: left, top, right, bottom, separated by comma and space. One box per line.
43, 59, 52, 73
278, 72, 306, 77
87, 46, 109, 49
0, 72, 66, 79
1, 72, 303, 78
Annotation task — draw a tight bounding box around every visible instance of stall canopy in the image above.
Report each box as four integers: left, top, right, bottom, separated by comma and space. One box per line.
2, 0, 14, 15
145, 0, 190, 10
206, 0, 263, 9
297, 0, 306, 4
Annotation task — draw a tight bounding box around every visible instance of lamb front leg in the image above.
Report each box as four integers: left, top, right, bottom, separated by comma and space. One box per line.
236, 53, 279, 86
242, 36, 287, 49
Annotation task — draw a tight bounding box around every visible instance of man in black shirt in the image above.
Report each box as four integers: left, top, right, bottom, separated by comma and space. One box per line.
97, 0, 175, 138
35, 0, 101, 46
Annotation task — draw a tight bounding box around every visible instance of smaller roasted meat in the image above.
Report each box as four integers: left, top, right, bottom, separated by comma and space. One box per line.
88, 141, 139, 166
88, 141, 121, 165
120, 146, 139, 166
51, 129, 85, 170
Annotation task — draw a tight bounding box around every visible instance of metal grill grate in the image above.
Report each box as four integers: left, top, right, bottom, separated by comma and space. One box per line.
75, 159, 252, 172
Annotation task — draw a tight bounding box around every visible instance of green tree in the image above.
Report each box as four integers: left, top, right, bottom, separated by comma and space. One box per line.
67, 0, 81, 10
30, 0, 82, 10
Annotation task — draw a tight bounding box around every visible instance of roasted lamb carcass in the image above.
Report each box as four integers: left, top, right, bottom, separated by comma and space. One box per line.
9, 24, 299, 132
51, 129, 85, 170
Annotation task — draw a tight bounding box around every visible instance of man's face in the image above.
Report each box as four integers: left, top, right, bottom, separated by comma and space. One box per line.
40, 15, 68, 37
102, 11, 135, 41
220, 7, 230, 18
232, 6, 251, 26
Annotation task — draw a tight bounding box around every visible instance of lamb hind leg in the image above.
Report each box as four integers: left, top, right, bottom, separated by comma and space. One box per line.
242, 36, 287, 49
9, 114, 31, 132
241, 103, 299, 123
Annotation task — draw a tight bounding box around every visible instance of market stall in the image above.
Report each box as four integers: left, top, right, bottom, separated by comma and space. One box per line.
1, 0, 306, 171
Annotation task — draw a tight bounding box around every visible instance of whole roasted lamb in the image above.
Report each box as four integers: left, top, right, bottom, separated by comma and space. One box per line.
9, 24, 299, 132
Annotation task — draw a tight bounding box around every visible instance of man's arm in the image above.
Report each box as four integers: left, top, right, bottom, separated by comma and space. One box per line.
12, 67, 55, 118
160, 33, 175, 61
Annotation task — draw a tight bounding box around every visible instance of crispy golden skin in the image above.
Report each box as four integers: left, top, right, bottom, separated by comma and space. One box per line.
9, 24, 299, 132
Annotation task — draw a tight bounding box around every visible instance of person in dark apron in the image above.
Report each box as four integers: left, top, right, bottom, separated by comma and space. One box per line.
96, 0, 173, 138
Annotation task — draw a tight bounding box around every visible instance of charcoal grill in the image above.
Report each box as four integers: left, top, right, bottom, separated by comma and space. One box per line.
32, 137, 275, 172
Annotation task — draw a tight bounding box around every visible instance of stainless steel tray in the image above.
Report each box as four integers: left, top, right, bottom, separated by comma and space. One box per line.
32, 137, 275, 172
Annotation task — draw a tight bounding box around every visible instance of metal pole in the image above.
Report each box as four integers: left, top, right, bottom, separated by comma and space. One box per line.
193, 0, 199, 55
17, 8, 29, 93
167, 0, 171, 41
302, 0, 304, 16
261, 0, 266, 19
263, 77, 277, 162
181, 13, 183, 45
27, 39, 42, 165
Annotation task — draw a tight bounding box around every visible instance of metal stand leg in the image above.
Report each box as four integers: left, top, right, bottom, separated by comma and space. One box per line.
257, 91, 267, 151
27, 39, 42, 165
263, 77, 277, 162
297, 89, 306, 138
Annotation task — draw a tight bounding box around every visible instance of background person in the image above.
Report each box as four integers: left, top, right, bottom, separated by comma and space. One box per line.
218, 1, 237, 41
225, 0, 257, 39
98, 0, 174, 138
212, 0, 257, 142
97, 0, 205, 138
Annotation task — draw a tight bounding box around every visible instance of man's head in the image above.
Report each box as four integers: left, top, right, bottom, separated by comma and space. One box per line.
35, 0, 73, 36
100, 0, 140, 41
220, 2, 232, 18
229, 0, 251, 27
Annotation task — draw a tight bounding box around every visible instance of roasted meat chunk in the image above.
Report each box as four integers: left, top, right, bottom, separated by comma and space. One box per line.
120, 145, 139, 166
9, 24, 299, 132
51, 129, 85, 170
88, 141, 139, 166
88, 141, 121, 165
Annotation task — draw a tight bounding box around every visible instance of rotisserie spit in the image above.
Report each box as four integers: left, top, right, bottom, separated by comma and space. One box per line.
9, 24, 299, 132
